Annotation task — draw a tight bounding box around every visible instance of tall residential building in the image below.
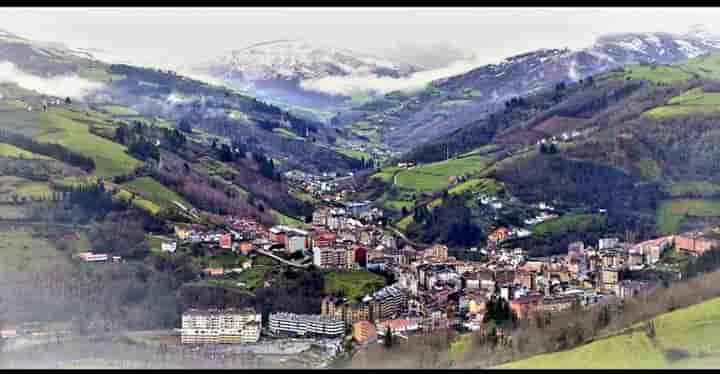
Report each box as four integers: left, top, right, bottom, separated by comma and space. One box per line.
313, 247, 355, 269
364, 284, 408, 321
180, 308, 261, 344
423, 244, 449, 261
322, 296, 373, 327
269, 312, 345, 337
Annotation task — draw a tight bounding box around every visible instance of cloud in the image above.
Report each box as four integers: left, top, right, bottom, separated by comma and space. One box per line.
372, 41, 476, 70
298, 55, 487, 96
0, 61, 104, 100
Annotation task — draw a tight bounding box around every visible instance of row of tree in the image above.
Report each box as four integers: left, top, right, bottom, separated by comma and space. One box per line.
0, 129, 95, 171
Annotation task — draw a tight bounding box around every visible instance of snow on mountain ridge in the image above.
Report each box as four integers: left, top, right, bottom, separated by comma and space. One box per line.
209, 39, 419, 82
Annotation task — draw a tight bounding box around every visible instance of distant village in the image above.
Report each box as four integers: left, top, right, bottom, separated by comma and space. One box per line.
58, 161, 720, 352
60, 170, 718, 352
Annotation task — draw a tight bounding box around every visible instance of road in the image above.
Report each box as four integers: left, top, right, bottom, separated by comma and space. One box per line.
387, 225, 428, 250
255, 248, 311, 269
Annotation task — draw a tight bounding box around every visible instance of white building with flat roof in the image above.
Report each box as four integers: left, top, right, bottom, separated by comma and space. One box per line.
181, 308, 261, 344
269, 312, 344, 337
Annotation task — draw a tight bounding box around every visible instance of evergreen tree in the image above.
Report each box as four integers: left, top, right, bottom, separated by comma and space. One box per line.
383, 326, 394, 348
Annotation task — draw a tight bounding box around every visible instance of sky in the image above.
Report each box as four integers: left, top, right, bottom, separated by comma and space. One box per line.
0, 7, 717, 71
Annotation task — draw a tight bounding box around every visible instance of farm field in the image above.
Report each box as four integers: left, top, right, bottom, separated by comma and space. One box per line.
449, 178, 500, 196
0, 176, 52, 202
499, 296, 720, 369
335, 147, 372, 161
664, 180, 720, 198
0, 106, 140, 177
0, 225, 70, 273
0, 142, 51, 159
656, 199, 720, 235
393, 154, 493, 194
532, 213, 606, 236
680, 53, 720, 80
114, 188, 162, 215
273, 127, 304, 140
323, 270, 386, 303
645, 88, 720, 118
622, 64, 693, 84
77, 66, 125, 82
122, 176, 190, 210
272, 210, 304, 226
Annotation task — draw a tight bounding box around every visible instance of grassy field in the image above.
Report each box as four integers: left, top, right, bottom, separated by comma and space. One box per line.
646, 88, 720, 118
499, 296, 720, 369
0, 226, 70, 273
622, 64, 693, 84
335, 147, 372, 161
122, 176, 190, 210
681, 52, 720, 80
273, 127, 305, 140
664, 180, 720, 198
393, 154, 493, 194
77, 66, 125, 82
0, 106, 141, 177
373, 167, 402, 183
449, 178, 500, 196
272, 210, 304, 226
114, 188, 162, 215
0, 142, 51, 159
323, 270, 386, 303
656, 199, 720, 235
99, 105, 140, 116
532, 213, 606, 236
0, 204, 31, 219
0, 176, 53, 202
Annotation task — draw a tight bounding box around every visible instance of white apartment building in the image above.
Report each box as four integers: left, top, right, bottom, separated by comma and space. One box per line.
269, 312, 345, 337
181, 308, 261, 344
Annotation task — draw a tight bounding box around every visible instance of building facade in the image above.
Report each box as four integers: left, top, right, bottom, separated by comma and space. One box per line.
269, 312, 345, 337
180, 308, 261, 344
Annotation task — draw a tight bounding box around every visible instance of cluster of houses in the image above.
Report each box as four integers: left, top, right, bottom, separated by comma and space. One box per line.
329, 230, 718, 341
283, 169, 340, 196
170, 195, 720, 347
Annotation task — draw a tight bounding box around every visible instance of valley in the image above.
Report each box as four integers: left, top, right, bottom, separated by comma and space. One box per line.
3, 16, 720, 370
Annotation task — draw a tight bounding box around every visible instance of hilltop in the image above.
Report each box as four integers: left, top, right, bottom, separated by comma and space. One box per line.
335, 26, 720, 153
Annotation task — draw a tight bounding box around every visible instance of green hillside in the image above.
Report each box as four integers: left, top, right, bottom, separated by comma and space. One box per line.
0, 105, 141, 177
122, 176, 190, 210
499, 296, 720, 369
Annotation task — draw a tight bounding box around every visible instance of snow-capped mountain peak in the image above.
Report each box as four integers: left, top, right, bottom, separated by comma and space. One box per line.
203, 39, 422, 82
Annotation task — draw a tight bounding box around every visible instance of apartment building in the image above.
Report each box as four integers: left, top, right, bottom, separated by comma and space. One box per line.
352, 321, 378, 344
364, 284, 408, 321
268, 312, 345, 337
313, 247, 355, 269
180, 308, 261, 344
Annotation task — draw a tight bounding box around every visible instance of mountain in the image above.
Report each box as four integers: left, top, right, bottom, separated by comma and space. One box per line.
336, 26, 720, 153
192, 39, 423, 113
0, 29, 366, 174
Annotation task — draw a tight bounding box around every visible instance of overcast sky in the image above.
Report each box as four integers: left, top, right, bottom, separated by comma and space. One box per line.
0, 7, 717, 69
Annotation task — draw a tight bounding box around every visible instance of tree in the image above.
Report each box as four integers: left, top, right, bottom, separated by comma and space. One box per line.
548, 143, 558, 154
178, 118, 192, 133
114, 125, 128, 145
65, 97, 72, 105
384, 326, 395, 348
